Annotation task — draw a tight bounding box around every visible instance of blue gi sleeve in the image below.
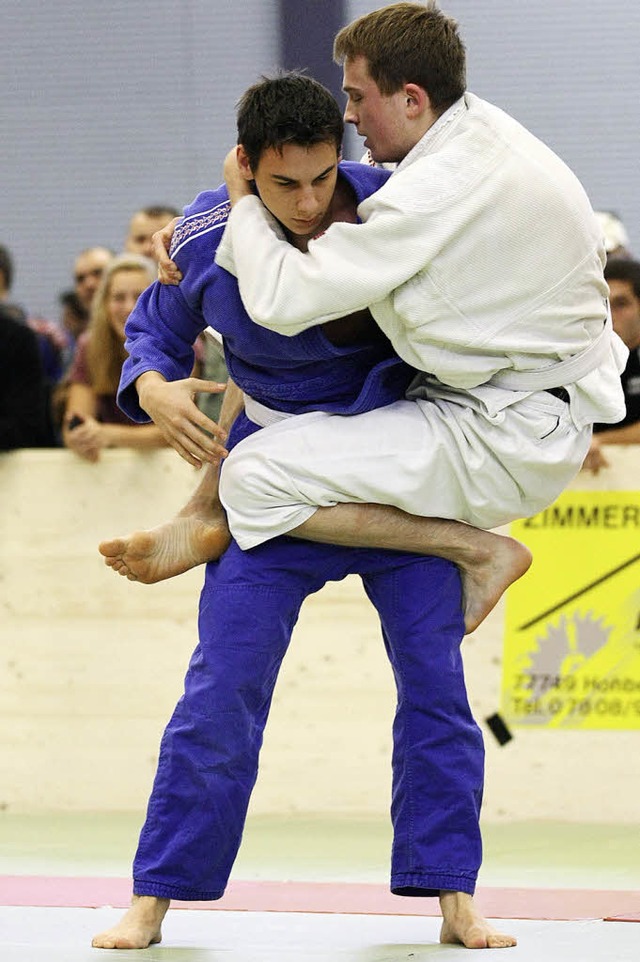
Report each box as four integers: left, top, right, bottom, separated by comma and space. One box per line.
118, 189, 227, 422
118, 283, 207, 422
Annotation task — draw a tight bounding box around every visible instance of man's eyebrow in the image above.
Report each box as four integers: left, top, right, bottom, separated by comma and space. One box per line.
272, 163, 336, 183
271, 173, 299, 184
313, 163, 337, 179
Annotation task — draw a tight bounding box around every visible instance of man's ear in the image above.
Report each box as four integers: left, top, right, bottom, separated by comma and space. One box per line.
236, 144, 255, 181
404, 83, 430, 117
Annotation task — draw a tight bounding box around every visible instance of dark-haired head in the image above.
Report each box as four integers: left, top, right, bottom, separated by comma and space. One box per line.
236, 72, 343, 171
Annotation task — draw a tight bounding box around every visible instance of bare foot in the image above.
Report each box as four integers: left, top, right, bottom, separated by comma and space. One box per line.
99, 508, 230, 584
461, 534, 532, 635
439, 891, 517, 949
91, 895, 169, 950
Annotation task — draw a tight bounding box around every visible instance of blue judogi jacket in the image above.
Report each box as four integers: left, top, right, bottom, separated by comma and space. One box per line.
118, 162, 413, 421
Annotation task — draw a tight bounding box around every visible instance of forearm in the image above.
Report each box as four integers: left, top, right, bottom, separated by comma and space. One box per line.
99, 423, 169, 451
62, 383, 97, 447
215, 192, 430, 334
135, 370, 168, 419
594, 423, 640, 445
217, 377, 243, 434
177, 378, 242, 514
217, 198, 358, 333
219, 146, 403, 331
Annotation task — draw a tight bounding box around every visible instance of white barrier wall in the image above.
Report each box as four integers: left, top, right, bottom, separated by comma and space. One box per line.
0, 447, 638, 820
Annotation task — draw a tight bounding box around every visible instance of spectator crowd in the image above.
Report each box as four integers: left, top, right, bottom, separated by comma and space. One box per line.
0, 206, 638, 471
1, 204, 226, 458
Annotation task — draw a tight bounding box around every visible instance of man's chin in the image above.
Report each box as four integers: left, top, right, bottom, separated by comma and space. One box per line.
365, 144, 389, 165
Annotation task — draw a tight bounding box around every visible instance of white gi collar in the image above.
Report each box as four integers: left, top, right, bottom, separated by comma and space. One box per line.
395, 95, 467, 173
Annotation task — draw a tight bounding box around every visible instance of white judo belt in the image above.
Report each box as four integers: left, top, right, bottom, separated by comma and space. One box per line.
243, 393, 295, 428
490, 309, 613, 392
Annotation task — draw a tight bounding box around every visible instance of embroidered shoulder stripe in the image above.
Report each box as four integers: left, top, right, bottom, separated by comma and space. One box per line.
170, 200, 231, 258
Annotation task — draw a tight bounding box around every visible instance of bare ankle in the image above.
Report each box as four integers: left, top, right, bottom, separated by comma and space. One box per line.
91, 895, 170, 950
131, 894, 170, 913
177, 494, 224, 521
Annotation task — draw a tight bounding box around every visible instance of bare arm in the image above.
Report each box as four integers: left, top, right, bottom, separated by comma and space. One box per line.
63, 382, 172, 461
62, 382, 100, 461
593, 422, 640, 445
92, 422, 169, 452
214, 376, 244, 434
581, 424, 640, 474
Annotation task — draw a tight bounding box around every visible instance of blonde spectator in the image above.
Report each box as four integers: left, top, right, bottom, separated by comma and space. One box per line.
62, 253, 168, 462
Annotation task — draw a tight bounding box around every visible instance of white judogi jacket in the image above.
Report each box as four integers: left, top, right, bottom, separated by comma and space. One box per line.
216, 93, 627, 429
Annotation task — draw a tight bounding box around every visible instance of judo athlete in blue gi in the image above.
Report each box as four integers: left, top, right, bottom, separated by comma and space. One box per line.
93, 76, 515, 951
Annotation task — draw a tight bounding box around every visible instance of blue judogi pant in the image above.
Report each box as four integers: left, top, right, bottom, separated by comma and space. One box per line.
132, 537, 484, 900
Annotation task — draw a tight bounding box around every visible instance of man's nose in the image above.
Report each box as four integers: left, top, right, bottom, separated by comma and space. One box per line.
343, 102, 357, 124
297, 189, 320, 215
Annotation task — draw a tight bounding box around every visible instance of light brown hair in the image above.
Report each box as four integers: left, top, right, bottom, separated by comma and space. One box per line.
86, 253, 154, 395
334, 2, 466, 112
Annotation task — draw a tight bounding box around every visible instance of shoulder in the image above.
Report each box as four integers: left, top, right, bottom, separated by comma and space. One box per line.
626, 347, 640, 377
170, 186, 231, 260
337, 161, 392, 202
70, 331, 91, 365
68, 333, 91, 382
28, 316, 68, 351
0, 312, 38, 353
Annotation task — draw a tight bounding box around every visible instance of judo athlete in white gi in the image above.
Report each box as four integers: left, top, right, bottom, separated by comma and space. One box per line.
203, 3, 627, 587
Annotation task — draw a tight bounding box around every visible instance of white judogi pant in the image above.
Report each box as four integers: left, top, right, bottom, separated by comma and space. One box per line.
219, 388, 592, 550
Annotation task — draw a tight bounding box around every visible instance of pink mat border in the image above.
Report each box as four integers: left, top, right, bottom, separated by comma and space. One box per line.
1, 875, 639, 921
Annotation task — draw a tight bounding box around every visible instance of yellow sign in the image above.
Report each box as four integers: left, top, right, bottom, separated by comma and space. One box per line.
502, 490, 640, 729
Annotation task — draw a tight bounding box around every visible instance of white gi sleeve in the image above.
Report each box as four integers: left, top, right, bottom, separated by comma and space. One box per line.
214, 191, 434, 336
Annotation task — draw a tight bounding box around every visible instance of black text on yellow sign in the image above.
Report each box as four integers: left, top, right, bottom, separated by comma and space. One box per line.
502, 491, 640, 730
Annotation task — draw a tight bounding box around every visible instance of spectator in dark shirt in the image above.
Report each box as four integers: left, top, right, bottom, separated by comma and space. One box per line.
0, 243, 67, 443
0, 303, 53, 450
582, 258, 640, 472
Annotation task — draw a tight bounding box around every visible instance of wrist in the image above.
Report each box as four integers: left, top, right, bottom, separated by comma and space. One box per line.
101, 424, 117, 449
136, 370, 166, 408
